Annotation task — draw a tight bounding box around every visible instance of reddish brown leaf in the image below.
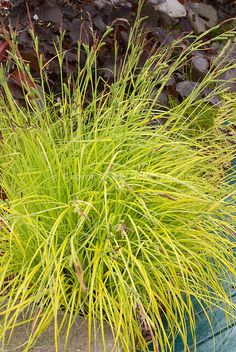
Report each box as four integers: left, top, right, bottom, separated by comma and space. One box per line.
19, 48, 40, 73
0, 41, 9, 62
9, 69, 36, 88
7, 69, 37, 100
0, 0, 12, 10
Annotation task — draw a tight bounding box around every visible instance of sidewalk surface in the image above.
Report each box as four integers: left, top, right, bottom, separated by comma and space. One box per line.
0, 313, 117, 352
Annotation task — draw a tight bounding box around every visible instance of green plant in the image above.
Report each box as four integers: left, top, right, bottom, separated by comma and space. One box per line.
0, 27, 236, 352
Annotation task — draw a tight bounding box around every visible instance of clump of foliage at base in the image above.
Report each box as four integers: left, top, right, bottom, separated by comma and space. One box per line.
0, 29, 236, 352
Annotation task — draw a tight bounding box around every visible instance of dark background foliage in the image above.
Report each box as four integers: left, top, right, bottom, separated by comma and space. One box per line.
0, 1, 236, 100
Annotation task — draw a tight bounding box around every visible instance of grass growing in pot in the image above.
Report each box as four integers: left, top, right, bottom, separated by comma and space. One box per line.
0, 28, 236, 352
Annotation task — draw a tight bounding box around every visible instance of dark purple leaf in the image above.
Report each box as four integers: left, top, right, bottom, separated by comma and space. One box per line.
176, 80, 199, 98
37, 5, 62, 25
191, 56, 209, 80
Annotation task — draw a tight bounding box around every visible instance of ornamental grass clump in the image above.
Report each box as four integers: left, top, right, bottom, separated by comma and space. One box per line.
0, 28, 236, 352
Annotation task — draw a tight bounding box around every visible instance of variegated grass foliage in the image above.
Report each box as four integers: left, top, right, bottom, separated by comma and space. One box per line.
0, 23, 236, 352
